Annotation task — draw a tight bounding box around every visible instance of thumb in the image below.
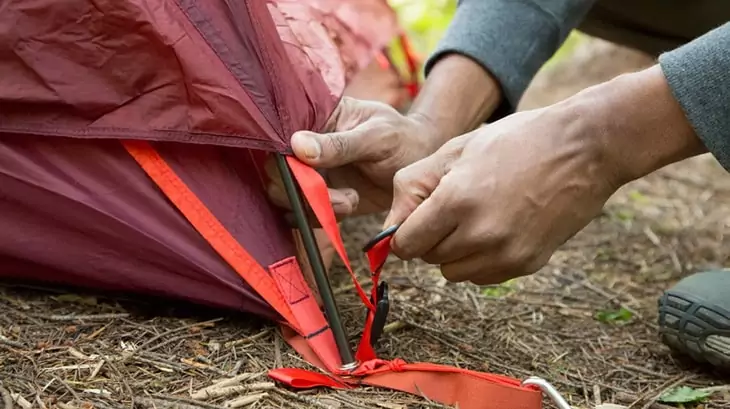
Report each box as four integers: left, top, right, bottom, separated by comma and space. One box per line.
291, 97, 381, 168
290, 127, 371, 169
382, 146, 457, 229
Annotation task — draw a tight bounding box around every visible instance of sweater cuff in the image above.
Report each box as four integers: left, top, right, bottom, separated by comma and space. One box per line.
424, 0, 593, 122
658, 22, 730, 171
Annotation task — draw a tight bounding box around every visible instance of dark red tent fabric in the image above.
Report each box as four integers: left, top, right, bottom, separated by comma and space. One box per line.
0, 0, 398, 319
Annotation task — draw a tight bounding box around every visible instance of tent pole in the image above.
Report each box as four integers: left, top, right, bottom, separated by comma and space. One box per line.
274, 154, 358, 370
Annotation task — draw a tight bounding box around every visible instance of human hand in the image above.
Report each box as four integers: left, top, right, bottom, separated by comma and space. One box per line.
382, 106, 619, 285
383, 65, 707, 286
266, 96, 442, 218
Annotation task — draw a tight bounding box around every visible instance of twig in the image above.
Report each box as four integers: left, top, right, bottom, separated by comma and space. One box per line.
223, 392, 268, 408
639, 375, 695, 409
615, 393, 676, 409
0, 384, 12, 409
191, 373, 264, 400
52, 375, 82, 403
146, 333, 201, 353
224, 329, 271, 349
0, 334, 25, 349
35, 395, 48, 409
625, 374, 694, 409
138, 397, 206, 409
10, 393, 32, 409
136, 318, 224, 353
467, 290, 484, 319
192, 383, 274, 401
594, 384, 602, 406
30, 313, 130, 321
274, 333, 282, 368
150, 394, 229, 409
273, 388, 338, 409
57, 402, 82, 409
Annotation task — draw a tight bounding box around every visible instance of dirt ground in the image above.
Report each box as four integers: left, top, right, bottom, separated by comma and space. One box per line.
3, 36, 730, 409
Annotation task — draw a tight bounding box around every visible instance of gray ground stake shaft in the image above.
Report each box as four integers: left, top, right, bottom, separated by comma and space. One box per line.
274, 154, 356, 368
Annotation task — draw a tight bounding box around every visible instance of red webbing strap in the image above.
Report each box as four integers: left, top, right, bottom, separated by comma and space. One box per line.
121, 141, 299, 328
270, 350, 542, 409
123, 141, 349, 373
269, 257, 342, 373
281, 156, 542, 409
285, 156, 379, 362
124, 143, 541, 408
285, 158, 375, 312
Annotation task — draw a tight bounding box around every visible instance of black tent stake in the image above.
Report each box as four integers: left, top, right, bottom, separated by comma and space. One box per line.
274, 154, 358, 370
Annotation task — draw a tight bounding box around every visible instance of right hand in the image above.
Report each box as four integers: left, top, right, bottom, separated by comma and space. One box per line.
266, 96, 443, 217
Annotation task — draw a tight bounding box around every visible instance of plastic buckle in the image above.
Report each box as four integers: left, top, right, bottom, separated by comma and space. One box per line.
361, 225, 399, 348
368, 281, 390, 346
521, 377, 572, 409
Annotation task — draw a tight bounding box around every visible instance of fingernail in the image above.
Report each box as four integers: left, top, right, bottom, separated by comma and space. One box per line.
343, 189, 359, 207
294, 132, 321, 160
331, 197, 352, 214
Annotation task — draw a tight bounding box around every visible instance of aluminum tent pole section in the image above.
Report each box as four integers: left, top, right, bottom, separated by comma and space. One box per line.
274, 154, 358, 370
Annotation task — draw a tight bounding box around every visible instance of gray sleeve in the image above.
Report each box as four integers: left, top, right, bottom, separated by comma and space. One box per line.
423, 0, 596, 121
658, 23, 730, 171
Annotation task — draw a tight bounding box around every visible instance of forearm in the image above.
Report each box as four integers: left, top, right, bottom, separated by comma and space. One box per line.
558, 66, 706, 187
407, 54, 502, 147
416, 0, 596, 135
559, 22, 730, 185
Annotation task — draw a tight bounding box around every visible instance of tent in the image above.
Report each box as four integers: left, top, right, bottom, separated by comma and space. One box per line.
0, 1, 547, 408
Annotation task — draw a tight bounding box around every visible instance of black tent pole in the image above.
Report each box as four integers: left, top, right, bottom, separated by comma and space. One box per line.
274, 153, 358, 370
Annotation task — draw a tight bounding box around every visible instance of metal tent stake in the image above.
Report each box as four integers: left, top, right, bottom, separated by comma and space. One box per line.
274, 154, 358, 370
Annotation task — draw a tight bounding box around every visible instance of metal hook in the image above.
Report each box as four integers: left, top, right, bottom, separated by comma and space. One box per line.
521, 377, 572, 409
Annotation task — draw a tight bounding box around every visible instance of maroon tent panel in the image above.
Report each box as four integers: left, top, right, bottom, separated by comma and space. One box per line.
0, 0, 398, 320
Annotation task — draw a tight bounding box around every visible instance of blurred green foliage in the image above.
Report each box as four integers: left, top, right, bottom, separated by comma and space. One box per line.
386, 0, 584, 79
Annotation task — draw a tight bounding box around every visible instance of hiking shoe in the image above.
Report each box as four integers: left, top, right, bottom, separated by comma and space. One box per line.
658, 270, 730, 369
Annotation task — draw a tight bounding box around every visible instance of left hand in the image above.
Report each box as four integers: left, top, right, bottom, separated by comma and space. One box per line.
383, 106, 620, 285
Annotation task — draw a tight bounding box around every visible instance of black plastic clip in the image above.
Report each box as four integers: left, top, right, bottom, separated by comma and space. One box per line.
362, 224, 400, 253
368, 281, 390, 347
361, 224, 399, 348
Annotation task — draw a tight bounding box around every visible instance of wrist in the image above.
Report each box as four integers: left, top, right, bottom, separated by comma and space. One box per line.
557, 65, 707, 187
406, 53, 502, 148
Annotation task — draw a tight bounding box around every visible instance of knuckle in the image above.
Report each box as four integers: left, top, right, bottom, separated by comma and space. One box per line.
325, 134, 349, 156
440, 264, 467, 283
498, 245, 535, 273
392, 167, 414, 189
421, 253, 442, 266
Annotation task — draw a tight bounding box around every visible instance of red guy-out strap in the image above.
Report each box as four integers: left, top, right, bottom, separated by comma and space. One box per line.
124, 140, 351, 376
285, 157, 375, 312
124, 143, 541, 409
280, 155, 543, 409
122, 140, 300, 329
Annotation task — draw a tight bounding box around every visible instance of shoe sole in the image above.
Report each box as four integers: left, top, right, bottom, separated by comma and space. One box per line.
658, 290, 730, 369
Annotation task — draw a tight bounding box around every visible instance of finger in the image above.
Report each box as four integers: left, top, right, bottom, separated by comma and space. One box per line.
440, 253, 516, 285
292, 98, 394, 168
420, 225, 489, 265
290, 125, 379, 169
382, 144, 461, 229
268, 183, 358, 215
263, 155, 282, 183
330, 188, 359, 215
267, 183, 290, 209
389, 181, 459, 260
